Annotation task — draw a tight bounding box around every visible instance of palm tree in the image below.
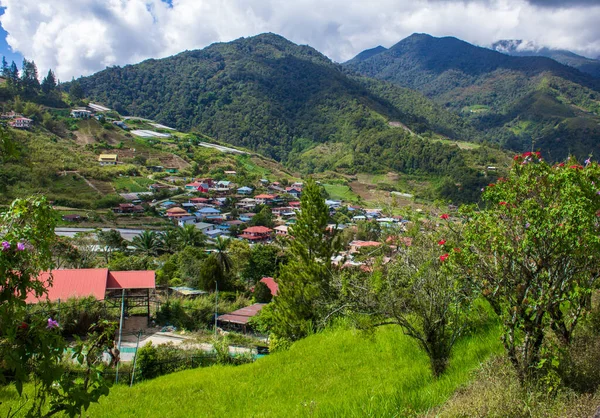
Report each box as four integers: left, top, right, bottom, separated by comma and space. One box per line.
178, 224, 205, 248
160, 228, 181, 253
132, 230, 161, 256
212, 236, 232, 273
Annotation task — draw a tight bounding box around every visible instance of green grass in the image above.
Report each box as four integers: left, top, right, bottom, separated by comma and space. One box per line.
323, 183, 361, 203
79, 325, 497, 417
112, 176, 154, 193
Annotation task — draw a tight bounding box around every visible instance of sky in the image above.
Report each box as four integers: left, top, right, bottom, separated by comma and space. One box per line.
0, 0, 599, 81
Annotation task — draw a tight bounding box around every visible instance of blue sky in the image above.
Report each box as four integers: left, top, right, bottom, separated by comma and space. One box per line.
0, 8, 22, 65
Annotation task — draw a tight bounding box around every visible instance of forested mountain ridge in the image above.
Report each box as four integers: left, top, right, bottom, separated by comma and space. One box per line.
344, 33, 600, 160
72, 33, 478, 162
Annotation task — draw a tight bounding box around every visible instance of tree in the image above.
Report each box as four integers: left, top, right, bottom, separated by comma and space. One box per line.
132, 230, 161, 256
0, 197, 115, 416
159, 228, 182, 254
261, 178, 341, 344
1, 56, 8, 78
460, 152, 600, 383
6, 60, 19, 93
178, 224, 205, 248
211, 236, 232, 274
41, 69, 57, 95
250, 205, 274, 228
69, 79, 84, 102
197, 254, 229, 291
20, 58, 41, 97
70, 231, 98, 268
97, 229, 126, 264
50, 236, 80, 269
254, 280, 273, 303
242, 244, 280, 286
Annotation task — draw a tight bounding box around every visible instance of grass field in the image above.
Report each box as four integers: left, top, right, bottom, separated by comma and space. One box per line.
77, 324, 500, 417
112, 176, 155, 193
322, 183, 361, 203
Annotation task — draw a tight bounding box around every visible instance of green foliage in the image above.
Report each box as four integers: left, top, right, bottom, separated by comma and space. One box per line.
261, 178, 341, 342
459, 152, 600, 382
253, 281, 273, 303
241, 244, 281, 286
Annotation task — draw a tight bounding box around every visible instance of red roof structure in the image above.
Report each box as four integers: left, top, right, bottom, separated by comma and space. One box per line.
259, 277, 279, 296
217, 303, 266, 325
107, 271, 156, 290
26, 269, 155, 304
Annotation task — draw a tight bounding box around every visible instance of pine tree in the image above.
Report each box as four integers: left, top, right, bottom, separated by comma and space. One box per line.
261, 178, 340, 344
1, 56, 8, 78
6, 61, 19, 93
69, 79, 84, 102
20, 59, 40, 97
41, 69, 57, 95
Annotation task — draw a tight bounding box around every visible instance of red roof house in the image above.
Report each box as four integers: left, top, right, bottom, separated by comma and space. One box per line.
239, 226, 273, 242
259, 277, 279, 296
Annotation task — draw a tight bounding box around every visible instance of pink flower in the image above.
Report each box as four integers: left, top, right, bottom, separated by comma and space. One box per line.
17, 242, 25, 251
439, 253, 449, 262
1, 241, 9, 251
438, 240, 446, 245
499, 201, 507, 206
440, 214, 449, 220
47, 318, 59, 330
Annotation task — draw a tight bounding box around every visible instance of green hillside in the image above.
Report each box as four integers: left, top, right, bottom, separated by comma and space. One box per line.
9, 324, 499, 417
344, 33, 600, 160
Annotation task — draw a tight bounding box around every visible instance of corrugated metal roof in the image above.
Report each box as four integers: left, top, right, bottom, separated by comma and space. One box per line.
27, 269, 109, 303
107, 271, 155, 289
260, 277, 279, 296
217, 303, 266, 325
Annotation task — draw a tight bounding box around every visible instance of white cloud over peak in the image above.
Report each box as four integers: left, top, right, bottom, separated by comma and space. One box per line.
1, 0, 599, 80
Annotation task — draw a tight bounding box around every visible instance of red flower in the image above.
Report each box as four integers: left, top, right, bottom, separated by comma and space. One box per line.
438, 239, 446, 245
523, 152, 532, 157
18, 322, 28, 330
558, 163, 565, 167
488, 183, 495, 187
499, 201, 507, 206
570, 165, 583, 170
513, 155, 520, 161
439, 253, 449, 262
440, 214, 449, 220
534, 151, 541, 157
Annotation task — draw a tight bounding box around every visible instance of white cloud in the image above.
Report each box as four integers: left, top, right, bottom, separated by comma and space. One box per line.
1, 0, 599, 80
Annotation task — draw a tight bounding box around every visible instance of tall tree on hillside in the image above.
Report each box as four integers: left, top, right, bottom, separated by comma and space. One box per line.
212, 236, 233, 274
41, 69, 57, 95
6, 60, 19, 94
261, 178, 341, 346
1, 56, 8, 78
69, 79, 84, 102
20, 58, 40, 97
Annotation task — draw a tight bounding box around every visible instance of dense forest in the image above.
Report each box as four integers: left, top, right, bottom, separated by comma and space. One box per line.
344, 33, 600, 160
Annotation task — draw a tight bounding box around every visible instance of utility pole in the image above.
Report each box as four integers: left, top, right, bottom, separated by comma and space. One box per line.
115, 289, 125, 384
130, 329, 143, 387
214, 280, 218, 337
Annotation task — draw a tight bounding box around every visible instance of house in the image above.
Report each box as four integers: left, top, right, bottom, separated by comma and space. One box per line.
160, 201, 177, 209
205, 229, 226, 239
194, 222, 216, 235
217, 303, 266, 333
185, 182, 209, 193
352, 215, 367, 222
218, 220, 244, 231
196, 207, 221, 219
62, 214, 83, 222
70, 109, 92, 119
165, 207, 189, 218
254, 194, 277, 205
189, 197, 211, 204
239, 226, 273, 242
349, 240, 381, 253
286, 187, 302, 199
165, 168, 178, 174
291, 182, 304, 189
212, 180, 233, 193
1, 111, 21, 119
177, 216, 197, 227
98, 154, 118, 166
236, 198, 257, 210
224, 170, 237, 176
325, 200, 342, 209
260, 179, 269, 185
239, 213, 256, 223
113, 120, 128, 130
268, 184, 285, 193
112, 203, 144, 214
289, 201, 301, 209
274, 225, 289, 236
9, 117, 32, 129
237, 186, 253, 195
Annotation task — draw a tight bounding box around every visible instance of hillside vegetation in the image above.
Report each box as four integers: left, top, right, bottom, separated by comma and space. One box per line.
344, 33, 600, 160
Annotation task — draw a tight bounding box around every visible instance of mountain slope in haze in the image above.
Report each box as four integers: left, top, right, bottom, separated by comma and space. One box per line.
492, 39, 600, 79
344, 33, 600, 160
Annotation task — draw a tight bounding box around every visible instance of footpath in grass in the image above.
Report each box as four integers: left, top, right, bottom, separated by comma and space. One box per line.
79, 324, 501, 418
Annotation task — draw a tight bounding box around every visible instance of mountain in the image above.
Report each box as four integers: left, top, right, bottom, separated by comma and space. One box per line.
492, 39, 600, 78
344, 33, 600, 160
345, 45, 387, 65
70, 33, 504, 204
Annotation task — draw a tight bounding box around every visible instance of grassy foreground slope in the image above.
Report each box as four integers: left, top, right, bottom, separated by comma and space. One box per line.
84, 325, 501, 417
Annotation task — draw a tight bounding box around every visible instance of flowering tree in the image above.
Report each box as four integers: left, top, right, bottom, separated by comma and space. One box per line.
460, 152, 600, 382
0, 197, 115, 417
